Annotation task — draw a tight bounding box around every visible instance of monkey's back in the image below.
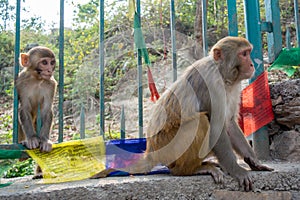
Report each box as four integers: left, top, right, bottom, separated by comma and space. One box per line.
145, 57, 216, 154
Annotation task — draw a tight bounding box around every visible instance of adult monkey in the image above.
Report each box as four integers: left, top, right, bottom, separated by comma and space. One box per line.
16, 46, 57, 152
92, 37, 273, 191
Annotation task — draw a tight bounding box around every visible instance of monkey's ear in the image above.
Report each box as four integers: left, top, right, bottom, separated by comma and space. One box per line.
213, 48, 222, 61
20, 53, 30, 67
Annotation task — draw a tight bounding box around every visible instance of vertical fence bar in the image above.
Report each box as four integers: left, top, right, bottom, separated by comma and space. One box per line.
294, 0, 300, 47
286, 27, 292, 49
227, 0, 238, 36
244, 0, 264, 79
265, 0, 282, 62
120, 105, 125, 139
202, 0, 208, 56
36, 104, 41, 136
244, 0, 270, 160
58, 0, 64, 143
99, 0, 105, 137
80, 105, 85, 139
12, 0, 21, 143
136, 0, 143, 138
170, 0, 177, 82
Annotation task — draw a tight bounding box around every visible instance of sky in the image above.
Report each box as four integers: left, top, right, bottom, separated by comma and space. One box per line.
9, 0, 90, 29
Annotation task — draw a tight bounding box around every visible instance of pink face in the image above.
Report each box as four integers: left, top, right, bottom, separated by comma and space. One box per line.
36, 57, 56, 80
238, 47, 255, 79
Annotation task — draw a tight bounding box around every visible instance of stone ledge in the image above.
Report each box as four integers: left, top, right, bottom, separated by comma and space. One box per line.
0, 162, 299, 200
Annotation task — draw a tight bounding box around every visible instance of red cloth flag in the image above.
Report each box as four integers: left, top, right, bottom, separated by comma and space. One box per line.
239, 71, 274, 137
147, 67, 160, 102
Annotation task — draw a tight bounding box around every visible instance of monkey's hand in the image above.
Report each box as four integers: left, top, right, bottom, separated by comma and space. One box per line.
233, 168, 253, 192
244, 157, 274, 171
40, 140, 52, 152
21, 136, 40, 149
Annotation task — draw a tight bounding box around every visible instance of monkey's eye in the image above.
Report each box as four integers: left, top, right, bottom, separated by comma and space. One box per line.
242, 50, 251, 57
51, 61, 56, 66
41, 60, 48, 65
36, 68, 42, 74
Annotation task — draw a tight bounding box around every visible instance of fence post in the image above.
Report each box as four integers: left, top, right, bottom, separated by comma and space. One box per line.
294, 0, 300, 47
170, 0, 177, 82
286, 27, 292, 49
80, 105, 85, 139
136, 0, 144, 138
264, 0, 282, 62
120, 105, 125, 139
36, 104, 41, 136
58, 0, 65, 143
201, 0, 208, 56
244, 0, 270, 160
99, 0, 105, 137
227, 0, 238, 36
12, 0, 21, 143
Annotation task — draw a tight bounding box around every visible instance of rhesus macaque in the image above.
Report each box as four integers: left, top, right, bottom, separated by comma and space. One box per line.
92, 37, 273, 191
16, 46, 57, 152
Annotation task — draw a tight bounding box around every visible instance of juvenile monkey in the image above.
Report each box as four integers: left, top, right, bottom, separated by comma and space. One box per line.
16, 46, 57, 152
92, 37, 273, 191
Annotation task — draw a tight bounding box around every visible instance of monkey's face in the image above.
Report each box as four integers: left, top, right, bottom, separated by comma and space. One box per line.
36, 57, 56, 80
237, 47, 255, 80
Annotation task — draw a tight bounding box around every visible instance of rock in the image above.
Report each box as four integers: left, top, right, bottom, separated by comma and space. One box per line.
268, 79, 300, 161
274, 97, 300, 128
269, 79, 300, 102
270, 130, 300, 161
268, 121, 281, 136
212, 190, 292, 200
0, 162, 299, 200
269, 79, 300, 129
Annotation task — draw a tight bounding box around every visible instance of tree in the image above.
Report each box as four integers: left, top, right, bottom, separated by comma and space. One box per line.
0, 0, 15, 32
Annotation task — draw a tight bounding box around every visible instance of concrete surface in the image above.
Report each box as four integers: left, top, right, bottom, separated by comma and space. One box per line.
0, 161, 299, 200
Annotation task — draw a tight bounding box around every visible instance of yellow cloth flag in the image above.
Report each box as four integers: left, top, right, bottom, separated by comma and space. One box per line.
128, 0, 135, 19
26, 136, 106, 184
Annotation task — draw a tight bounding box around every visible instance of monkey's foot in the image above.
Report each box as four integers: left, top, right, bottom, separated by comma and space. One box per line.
32, 173, 43, 179
197, 163, 225, 184
20, 136, 40, 149
39, 140, 52, 152
244, 157, 274, 171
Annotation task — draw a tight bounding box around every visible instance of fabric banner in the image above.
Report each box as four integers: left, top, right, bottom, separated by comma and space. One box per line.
268, 48, 300, 76
106, 138, 145, 169
239, 71, 274, 136
26, 136, 106, 184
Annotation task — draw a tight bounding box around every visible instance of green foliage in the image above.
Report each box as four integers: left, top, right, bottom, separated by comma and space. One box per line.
73, 0, 99, 27
0, 31, 14, 68
0, 160, 15, 177
71, 130, 121, 140
140, 0, 197, 36
21, 16, 46, 32
0, 112, 13, 144
0, 0, 15, 31
0, 31, 14, 96
105, 130, 121, 140
4, 158, 35, 178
